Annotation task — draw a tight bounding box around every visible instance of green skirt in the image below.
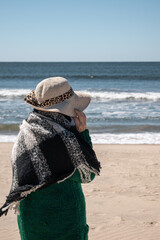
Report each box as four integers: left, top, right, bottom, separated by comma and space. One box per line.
17, 171, 90, 240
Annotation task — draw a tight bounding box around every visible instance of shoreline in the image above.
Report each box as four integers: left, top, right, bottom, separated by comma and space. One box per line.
1, 142, 160, 145
1, 131, 160, 144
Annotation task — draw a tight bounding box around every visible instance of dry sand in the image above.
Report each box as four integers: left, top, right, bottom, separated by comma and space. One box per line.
0, 143, 160, 240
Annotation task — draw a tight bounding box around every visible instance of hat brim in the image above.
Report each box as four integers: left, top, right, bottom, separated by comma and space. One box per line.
25, 91, 91, 117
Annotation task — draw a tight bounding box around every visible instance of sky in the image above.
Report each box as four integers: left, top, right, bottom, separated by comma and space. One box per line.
0, 0, 160, 61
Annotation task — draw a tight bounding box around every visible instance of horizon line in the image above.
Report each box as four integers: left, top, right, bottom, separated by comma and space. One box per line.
0, 61, 160, 63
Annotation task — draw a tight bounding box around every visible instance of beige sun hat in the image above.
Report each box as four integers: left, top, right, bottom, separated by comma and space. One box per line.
24, 77, 91, 117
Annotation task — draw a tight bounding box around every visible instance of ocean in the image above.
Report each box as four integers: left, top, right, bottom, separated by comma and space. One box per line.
0, 62, 160, 144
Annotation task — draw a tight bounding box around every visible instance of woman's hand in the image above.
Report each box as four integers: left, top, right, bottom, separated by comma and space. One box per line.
73, 109, 87, 133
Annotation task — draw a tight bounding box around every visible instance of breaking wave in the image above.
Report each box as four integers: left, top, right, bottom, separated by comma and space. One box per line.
1, 88, 160, 102
83, 90, 160, 102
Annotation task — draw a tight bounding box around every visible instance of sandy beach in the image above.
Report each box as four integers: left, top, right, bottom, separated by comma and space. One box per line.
0, 143, 160, 240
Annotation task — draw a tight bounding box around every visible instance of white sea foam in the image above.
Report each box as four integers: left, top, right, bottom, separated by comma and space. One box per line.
0, 135, 17, 142
82, 90, 160, 101
0, 89, 31, 98
91, 133, 160, 144
1, 88, 160, 102
1, 133, 160, 144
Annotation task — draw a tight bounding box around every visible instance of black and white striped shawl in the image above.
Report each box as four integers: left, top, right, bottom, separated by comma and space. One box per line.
0, 110, 101, 217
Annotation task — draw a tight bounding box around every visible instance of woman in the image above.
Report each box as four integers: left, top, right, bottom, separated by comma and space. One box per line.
0, 77, 101, 240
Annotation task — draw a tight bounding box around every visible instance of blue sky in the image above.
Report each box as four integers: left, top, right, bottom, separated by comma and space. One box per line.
0, 0, 160, 61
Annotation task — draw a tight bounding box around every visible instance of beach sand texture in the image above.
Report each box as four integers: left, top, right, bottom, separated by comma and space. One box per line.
0, 143, 160, 240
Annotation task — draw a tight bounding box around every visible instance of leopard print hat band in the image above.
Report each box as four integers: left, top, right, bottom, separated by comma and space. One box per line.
24, 87, 74, 108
